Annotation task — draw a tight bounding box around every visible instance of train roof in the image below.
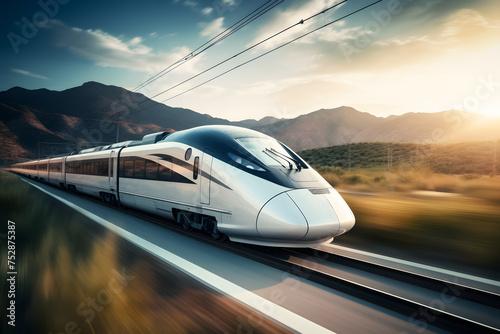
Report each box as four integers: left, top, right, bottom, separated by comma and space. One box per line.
161, 125, 267, 143
159, 125, 274, 162
16, 126, 269, 163
77, 131, 172, 154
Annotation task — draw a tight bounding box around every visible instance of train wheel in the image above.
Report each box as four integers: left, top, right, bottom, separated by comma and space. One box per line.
211, 228, 227, 242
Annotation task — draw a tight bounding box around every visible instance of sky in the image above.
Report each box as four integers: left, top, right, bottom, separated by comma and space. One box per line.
1, 0, 499, 121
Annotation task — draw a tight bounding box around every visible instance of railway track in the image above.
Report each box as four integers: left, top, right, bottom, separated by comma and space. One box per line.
21, 176, 500, 333
235, 245, 500, 333
103, 199, 500, 333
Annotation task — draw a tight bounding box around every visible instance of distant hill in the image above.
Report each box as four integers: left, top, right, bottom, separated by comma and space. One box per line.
233, 116, 285, 128
256, 107, 500, 151
255, 107, 379, 149
0, 82, 231, 163
0, 82, 231, 128
1, 81, 499, 163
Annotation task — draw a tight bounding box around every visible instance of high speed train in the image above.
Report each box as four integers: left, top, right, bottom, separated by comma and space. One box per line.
11, 125, 355, 247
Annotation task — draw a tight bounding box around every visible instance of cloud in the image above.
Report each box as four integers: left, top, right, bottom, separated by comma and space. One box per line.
199, 17, 225, 37
128, 37, 143, 46
365, 8, 500, 62
300, 5, 500, 76
221, 0, 237, 6
176, 0, 218, 16
11, 68, 48, 80
248, 0, 342, 49
317, 24, 372, 43
373, 35, 432, 47
45, 20, 201, 74
183, 0, 198, 8
201, 7, 213, 16
440, 8, 500, 43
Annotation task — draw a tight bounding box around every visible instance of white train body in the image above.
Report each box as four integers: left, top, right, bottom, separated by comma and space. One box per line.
11, 125, 355, 247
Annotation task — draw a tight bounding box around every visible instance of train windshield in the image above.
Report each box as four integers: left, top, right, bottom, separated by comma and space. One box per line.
236, 137, 301, 170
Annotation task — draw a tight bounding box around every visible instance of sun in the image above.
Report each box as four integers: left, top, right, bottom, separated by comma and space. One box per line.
478, 101, 500, 118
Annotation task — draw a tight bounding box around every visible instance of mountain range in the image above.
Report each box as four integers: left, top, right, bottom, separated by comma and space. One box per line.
0, 81, 498, 163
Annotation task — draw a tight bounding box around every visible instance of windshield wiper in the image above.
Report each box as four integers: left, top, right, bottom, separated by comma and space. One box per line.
265, 148, 302, 171
263, 148, 289, 169
270, 148, 302, 171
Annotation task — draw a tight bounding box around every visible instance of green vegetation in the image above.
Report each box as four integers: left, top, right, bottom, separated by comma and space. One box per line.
300, 141, 499, 175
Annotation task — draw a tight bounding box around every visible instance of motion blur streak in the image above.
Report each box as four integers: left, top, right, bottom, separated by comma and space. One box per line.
23, 179, 336, 334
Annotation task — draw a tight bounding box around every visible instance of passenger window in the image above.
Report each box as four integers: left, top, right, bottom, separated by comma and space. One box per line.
124, 160, 134, 177
159, 159, 172, 181
134, 160, 146, 179
145, 160, 158, 180
119, 160, 124, 177
102, 160, 109, 176
193, 156, 199, 180
95, 162, 102, 176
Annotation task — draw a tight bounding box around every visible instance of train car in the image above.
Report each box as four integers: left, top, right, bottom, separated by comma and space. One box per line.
11, 160, 39, 179
10, 125, 355, 247
15, 160, 39, 179
65, 149, 117, 201
37, 159, 49, 182
48, 156, 65, 187
27, 161, 38, 178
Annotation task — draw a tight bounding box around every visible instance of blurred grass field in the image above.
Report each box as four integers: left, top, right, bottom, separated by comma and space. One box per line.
0, 171, 289, 334
317, 166, 500, 276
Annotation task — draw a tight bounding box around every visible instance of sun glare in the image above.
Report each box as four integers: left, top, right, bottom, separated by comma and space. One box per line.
478, 101, 500, 118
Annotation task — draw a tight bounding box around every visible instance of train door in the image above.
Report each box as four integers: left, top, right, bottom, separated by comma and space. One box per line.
47, 158, 52, 184
109, 150, 118, 192
200, 149, 213, 205
62, 156, 67, 186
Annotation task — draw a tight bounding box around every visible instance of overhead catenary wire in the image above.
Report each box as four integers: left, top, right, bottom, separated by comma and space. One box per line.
91, 0, 284, 143
126, 0, 381, 119
159, 0, 383, 103
148, 0, 350, 101
133, 0, 283, 91
132, 0, 284, 93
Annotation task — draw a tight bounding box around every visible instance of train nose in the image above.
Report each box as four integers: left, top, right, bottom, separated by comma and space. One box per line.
256, 192, 308, 239
289, 188, 355, 239
256, 188, 355, 241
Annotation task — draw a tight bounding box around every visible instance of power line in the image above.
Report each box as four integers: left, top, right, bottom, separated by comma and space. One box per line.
132, 0, 284, 93
160, 0, 382, 103
91, 1, 284, 143
124, 0, 380, 120
149, 0, 349, 101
